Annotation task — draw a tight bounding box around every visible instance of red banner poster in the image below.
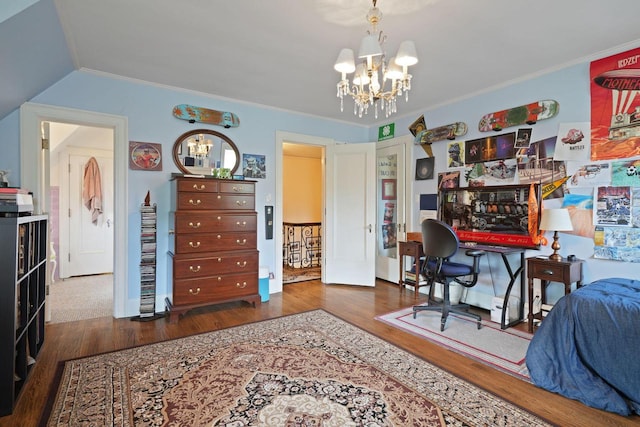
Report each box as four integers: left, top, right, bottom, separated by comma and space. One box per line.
590, 47, 640, 160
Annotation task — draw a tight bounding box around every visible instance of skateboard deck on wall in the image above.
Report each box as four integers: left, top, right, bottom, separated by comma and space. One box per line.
417, 122, 468, 144
478, 100, 559, 132
173, 104, 240, 128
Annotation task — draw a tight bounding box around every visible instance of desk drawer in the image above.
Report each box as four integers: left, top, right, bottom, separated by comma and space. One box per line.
529, 261, 566, 282
399, 241, 423, 257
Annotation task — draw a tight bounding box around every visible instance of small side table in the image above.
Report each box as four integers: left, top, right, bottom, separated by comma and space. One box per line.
398, 240, 427, 299
527, 256, 583, 332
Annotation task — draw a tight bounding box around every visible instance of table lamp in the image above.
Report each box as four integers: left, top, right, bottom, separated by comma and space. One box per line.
539, 208, 574, 261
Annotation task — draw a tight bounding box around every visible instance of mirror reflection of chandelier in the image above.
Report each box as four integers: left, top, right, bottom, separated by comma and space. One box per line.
334, 0, 418, 119
187, 134, 213, 158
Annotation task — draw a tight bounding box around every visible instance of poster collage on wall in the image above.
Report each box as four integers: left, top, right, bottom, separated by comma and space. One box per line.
426, 46, 640, 262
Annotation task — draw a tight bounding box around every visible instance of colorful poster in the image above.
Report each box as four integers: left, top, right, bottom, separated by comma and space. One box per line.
566, 161, 611, 188
553, 122, 591, 161
594, 186, 632, 226
590, 47, 640, 160
611, 159, 640, 186
562, 193, 594, 238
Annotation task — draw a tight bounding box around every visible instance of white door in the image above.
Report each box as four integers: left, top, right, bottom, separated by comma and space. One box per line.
61, 150, 114, 277
324, 142, 376, 286
375, 141, 406, 283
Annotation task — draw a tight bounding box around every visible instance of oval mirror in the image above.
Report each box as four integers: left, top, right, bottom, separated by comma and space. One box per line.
172, 129, 240, 176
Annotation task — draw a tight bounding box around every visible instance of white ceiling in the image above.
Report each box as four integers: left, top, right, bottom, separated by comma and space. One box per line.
6, 1, 640, 125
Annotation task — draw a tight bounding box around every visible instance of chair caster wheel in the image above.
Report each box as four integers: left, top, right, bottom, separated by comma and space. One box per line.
477, 322, 482, 330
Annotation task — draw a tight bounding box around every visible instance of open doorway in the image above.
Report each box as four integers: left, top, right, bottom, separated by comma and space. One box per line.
47, 122, 115, 323
20, 102, 128, 320
282, 142, 323, 284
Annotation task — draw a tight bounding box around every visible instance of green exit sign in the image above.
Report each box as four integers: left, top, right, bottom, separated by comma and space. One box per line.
378, 123, 395, 141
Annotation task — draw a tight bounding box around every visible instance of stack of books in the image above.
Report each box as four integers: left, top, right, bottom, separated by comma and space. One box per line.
0, 188, 33, 214
405, 264, 427, 284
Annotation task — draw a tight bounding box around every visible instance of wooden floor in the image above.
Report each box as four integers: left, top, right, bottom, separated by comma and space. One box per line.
2, 279, 638, 427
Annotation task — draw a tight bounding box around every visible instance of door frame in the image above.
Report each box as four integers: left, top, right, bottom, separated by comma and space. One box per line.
20, 102, 128, 318
275, 131, 332, 293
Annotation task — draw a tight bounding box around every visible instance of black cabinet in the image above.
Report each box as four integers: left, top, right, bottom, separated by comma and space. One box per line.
0, 215, 48, 416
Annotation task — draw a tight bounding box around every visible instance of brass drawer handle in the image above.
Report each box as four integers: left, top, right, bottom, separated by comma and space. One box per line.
232, 186, 240, 192
236, 239, 247, 245
542, 269, 554, 275
217, 195, 222, 200
236, 200, 247, 206
192, 184, 206, 191
188, 222, 201, 229
236, 261, 247, 267
189, 287, 201, 295
217, 235, 222, 239
217, 257, 222, 262
236, 281, 247, 288
189, 199, 201, 206
236, 221, 247, 227
217, 276, 222, 281
217, 216, 222, 221
189, 265, 201, 273
189, 241, 201, 248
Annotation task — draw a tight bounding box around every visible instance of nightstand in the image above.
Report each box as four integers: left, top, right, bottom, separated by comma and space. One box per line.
527, 256, 583, 332
398, 240, 427, 299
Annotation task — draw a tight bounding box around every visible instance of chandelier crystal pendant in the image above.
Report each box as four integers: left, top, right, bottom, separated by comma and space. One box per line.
334, 0, 418, 119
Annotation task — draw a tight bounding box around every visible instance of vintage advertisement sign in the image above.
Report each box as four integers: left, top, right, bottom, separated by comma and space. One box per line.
590, 47, 640, 160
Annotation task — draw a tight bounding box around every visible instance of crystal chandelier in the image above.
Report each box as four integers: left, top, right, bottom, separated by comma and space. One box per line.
187, 134, 213, 158
334, 0, 418, 119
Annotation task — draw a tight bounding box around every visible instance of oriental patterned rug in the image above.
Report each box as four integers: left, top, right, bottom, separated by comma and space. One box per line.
42, 310, 550, 426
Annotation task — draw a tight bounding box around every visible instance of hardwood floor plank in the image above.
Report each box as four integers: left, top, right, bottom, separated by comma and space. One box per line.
1, 280, 637, 427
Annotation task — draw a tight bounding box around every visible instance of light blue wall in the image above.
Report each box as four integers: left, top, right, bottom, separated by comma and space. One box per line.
0, 70, 368, 311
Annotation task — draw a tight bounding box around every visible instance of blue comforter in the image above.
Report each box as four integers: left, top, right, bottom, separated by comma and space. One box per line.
526, 277, 640, 416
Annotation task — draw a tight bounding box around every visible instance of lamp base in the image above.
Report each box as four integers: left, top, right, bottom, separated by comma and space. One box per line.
548, 253, 562, 262
548, 231, 562, 261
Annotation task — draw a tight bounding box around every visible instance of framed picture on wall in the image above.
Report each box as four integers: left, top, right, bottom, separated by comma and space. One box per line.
415, 157, 434, 180
381, 179, 396, 200
129, 141, 162, 171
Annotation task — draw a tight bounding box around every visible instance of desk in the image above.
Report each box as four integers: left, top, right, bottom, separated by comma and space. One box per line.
398, 240, 427, 298
463, 243, 526, 330
527, 257, 583, 333
398, 240, 526, 329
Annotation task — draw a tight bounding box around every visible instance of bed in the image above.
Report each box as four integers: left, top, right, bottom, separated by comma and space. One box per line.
525, 277, 640, 416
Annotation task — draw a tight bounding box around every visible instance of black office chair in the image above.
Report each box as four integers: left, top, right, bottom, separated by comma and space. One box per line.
413, 219, 485, 331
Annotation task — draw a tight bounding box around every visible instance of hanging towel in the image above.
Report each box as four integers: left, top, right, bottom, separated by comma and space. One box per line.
82, 157, 103, 224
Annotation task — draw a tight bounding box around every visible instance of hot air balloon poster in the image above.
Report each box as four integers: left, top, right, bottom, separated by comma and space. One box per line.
590, 47, 640, 160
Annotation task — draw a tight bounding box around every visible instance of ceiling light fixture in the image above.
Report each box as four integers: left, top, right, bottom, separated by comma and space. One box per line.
334, 0, 418, 119
187, 134, 213, 158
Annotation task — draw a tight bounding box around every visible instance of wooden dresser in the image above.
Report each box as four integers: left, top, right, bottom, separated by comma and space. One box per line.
167, 176, 260, 322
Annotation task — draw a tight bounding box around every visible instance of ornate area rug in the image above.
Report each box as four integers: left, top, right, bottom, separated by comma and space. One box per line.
376, 306, 533, 380
283, 265, 321, 284
42, 310, 549, 426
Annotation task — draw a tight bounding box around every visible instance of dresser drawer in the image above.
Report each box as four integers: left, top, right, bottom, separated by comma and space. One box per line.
177, 178, 218, 193
174, 212, 257, 233
173, 251, 259, 278
175, 232, 256, 253
177, 193, 255, 210
173, 273, 258, 305
219, 181, 255, 194
528, 260, 567, 282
